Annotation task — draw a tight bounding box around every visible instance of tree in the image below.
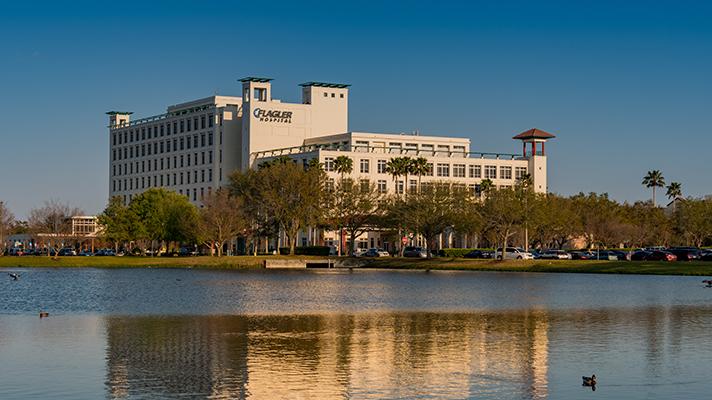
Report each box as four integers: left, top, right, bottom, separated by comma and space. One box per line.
673, 198, 712, 247
481, 188, 524, 254
198, 189, 249, 257
0, 201, 14, 255
231, 160, 325, 255
410, 157, 430, 192
98, 196, 137, 251
128, 189, 200, 255
666, 182, 682, 200
28, 200, 83, 258
479, 178, 494, 197
529, 194, 581, 249
642, 170, 665, 207
330, 178, 385, 255
333, 155, 353, 180
386, 157, 414, 196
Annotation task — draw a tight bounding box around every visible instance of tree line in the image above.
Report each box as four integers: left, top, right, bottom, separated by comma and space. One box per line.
2, 161, 711, 257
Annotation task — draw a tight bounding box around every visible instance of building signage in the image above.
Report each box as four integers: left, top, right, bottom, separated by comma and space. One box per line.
253, 108, 293, 123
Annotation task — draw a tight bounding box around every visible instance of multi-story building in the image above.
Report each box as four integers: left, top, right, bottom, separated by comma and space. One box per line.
108, 77, 554, 250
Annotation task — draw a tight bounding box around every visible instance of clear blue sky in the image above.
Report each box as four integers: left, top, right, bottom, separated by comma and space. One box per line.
1, 0, 711, 218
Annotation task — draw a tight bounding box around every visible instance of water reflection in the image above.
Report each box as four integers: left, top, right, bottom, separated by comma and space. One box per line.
103, 312, 553, 399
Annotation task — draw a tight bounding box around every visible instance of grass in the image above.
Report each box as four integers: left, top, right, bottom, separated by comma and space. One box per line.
2, 255, 712, 276
363, 257, 712, 276
0, 255, 322, 270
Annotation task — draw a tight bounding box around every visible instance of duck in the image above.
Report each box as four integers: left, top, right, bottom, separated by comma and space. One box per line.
39, 311, 49, 318
8, 273, 19, 281
703, 280, 712, 287
582, 374, 596, 386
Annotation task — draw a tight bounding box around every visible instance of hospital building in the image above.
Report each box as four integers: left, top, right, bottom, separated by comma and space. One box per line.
107, 77, 554, 250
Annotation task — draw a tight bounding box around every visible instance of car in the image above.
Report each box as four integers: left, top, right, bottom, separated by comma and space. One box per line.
178, 247, 198, 257
538, 250, 572, 260
363, 248, 390, 257
631, 250, 650, 261
666, 247, 701, 261
645, 250, 677, 261
352, 248, 368, 257
464, 249, 494, 259
403, 246, 428, 258
569, 251, 596, 260
58, 248, 76, 256
591, 250, 629, 261
701, 251, 712, 261
495, 247, 534, 260
78, 249, 94, 256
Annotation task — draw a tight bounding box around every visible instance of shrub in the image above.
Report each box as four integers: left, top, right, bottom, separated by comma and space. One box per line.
279, 246, 331, 256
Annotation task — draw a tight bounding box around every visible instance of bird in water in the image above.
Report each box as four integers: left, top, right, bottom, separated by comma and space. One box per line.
582, 374, 597, 387
8, 273, 19, 281
703, 280, 712, 288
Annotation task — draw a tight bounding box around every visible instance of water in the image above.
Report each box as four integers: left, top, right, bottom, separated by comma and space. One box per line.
1, 268, 711, 399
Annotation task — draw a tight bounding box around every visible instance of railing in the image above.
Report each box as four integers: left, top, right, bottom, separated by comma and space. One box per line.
250, 143, 520, 161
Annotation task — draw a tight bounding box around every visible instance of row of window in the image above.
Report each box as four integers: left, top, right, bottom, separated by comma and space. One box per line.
112, 151, 215, 176
325, 178, 512, 195
323, 157, 527, 180
112, 114, 215, 145
120, 186, 212, 206
112, 133, 215, 161
113, 168, 214, 192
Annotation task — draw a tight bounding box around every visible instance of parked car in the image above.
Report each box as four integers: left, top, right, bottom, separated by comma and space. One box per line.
591, 250, 629, 261
8, 247, 26, 256
78, 249, 94, 256
178, 247, 198, 257
701, 251, 712, 261
569, 251, 596, 260
58, 248, 76, 256
538, 250, 572, 260
403, 246, 428, 258
495, 247, 534, 260
646, 250, 677, 261
666, 247, 701, 261
464, 249, 494, 259
352, 248, 368, 257
363, 248, 390, 257
95, 249, 116, 256
632, 250, 676, 261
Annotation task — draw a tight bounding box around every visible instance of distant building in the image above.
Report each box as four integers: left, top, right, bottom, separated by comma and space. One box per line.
108, 77, 555, 251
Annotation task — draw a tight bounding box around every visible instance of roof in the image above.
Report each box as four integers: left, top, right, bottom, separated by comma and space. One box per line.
106, 111, 133, 115
238, 77, 273, 83
299, 81, 350, 88
512, 128, 556, 140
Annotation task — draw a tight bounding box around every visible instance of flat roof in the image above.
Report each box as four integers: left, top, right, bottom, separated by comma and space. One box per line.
300, 81, 350, 88
106, 111, 133, 115
239, 77, 273, 83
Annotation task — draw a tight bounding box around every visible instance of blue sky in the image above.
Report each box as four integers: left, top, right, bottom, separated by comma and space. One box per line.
1, 1, 711, 218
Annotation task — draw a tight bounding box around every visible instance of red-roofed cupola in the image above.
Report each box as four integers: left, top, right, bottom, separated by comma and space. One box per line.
513, 128, 556, 157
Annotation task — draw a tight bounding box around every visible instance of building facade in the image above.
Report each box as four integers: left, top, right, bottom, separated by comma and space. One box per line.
108, 77, 554, 251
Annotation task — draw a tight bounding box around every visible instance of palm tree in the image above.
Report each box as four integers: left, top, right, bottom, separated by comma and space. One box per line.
334, 155, 353, 180
410, 157, 430, 193
386, 157, 404, 195
479, 178, 494, 197
666, 181, 682, 200
642, 170, 665, 206
332, 155, 353, 256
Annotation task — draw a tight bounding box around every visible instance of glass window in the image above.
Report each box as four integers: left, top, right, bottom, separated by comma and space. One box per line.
500, 166, 512, 180
515, 166, 528, 179
377, 159, 387, 174
324, 157, 334, 172
436, 163, 450, 177
378, 180, 387, 193
469, 165, 482, 178
485, 165, 497, 179
453, 164, 465, 177
360, 159, 370, 173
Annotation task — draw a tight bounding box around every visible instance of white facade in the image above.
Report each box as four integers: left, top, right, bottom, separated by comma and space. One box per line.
108, 77, 553, 251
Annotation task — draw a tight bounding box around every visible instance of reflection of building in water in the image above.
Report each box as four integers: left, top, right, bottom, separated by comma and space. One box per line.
104, 312, 550, 399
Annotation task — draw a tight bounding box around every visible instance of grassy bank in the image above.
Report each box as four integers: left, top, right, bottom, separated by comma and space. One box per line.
0, 255, 322, 269
2, 255, 712, 276
364, 258, 712, 276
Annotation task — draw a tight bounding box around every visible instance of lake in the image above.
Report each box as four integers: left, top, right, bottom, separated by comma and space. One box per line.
1, 268, 711, 399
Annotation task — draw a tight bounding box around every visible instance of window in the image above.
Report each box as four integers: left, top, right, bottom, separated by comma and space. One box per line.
187, 119, 192, 132
201, 134, 205, 147
360, 179, 370, 192
453, 164, 465, 177
388, 142, 401, 154
360, 159, 370, 173
377, 159, 387, 174
469, 165, 482, 178
180, 120, 184, 133
409, 179, 417, 192
436, 163, 450, 177
426, 163, 434, 176
208, 114, 214, 128
515, 166, 528, 180
208, 169, 212, 182
201, 152, 205, 164
436, 145, 449, 156
201, 116, 206, 129
354, 140, 369, 152
500, 166, 512, 180
404, 143, 418, 155
209, 151, 213, 163
485, 165, 497, 179
187, 136, 191, 149
324, 157, 334, 172
378, 180, 387, 193
160, 125, 165, 136
396, 180, 404, 194
194, 135, 199, 148
208, 133, 213, 146
421, 144, 434, 155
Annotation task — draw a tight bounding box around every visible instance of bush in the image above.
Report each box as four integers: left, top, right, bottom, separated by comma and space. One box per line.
438, 248, 494, 257
279, 246, 331, 256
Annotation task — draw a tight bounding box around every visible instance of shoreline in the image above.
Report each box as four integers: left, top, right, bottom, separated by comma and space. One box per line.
1, 256, 712, 276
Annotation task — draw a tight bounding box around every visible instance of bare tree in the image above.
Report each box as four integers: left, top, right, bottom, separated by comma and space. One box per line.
0, 201, 14, 255
199, 189, 249, 256
29, 200, 82, 257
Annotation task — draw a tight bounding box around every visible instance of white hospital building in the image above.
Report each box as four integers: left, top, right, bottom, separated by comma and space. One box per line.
107, 77, 554, 250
